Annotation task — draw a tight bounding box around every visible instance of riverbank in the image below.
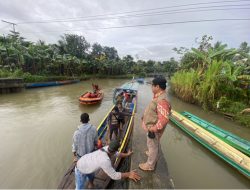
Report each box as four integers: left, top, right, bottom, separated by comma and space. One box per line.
0, 69, 137, 82
169, 85, 250, 128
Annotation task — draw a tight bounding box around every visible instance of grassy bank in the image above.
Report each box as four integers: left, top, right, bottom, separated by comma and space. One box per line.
170, 72, 250, 128
0, 69, 136, 83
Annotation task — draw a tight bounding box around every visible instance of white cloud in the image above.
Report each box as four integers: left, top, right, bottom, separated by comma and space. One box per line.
0, 0, 249, 61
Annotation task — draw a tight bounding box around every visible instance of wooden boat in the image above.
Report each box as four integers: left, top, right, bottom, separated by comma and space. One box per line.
25, 80, 80, 88
170, 110, 250, 179
58, 82, 138, 189
135, 78, 144, 84
180, 111, 250, 157
58, 80, 80, 85
79, 91, 104, 105
113, 82, 139, 105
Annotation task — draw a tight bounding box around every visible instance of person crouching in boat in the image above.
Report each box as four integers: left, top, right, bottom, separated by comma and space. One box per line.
76, 140, 141, 189
72, 113, 98, 189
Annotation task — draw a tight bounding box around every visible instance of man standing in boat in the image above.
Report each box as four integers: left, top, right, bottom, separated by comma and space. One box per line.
72, 113, 98, 189
108, 105, 134, 141
139, 77, 171, 171
76, 139, 141, 189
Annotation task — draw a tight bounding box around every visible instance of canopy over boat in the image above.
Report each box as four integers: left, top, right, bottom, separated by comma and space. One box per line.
113, 82, 139, 104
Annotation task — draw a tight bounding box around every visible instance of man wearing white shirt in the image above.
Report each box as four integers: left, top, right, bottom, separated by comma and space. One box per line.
76, 140, 141, 189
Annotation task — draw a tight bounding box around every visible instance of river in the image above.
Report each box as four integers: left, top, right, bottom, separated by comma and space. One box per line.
0, 79, 249, 188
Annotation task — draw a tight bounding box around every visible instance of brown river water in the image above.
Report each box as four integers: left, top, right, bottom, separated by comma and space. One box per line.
0, 79, 249, 188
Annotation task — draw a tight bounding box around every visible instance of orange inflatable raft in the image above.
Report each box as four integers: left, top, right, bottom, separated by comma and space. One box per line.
79, 91, 104, 105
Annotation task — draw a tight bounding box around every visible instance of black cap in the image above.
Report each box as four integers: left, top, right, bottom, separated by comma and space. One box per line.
108, 139, 120, 152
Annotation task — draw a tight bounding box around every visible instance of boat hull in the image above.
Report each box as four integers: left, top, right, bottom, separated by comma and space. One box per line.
181, 111, 250, 157
25, 80, 80, 88
170, 110, 250, 179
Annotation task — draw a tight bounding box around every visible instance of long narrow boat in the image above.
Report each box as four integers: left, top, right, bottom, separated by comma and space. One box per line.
58, 82, 138, 189
170, 110, 250, 179
135, 78, 144, 84
25, 79, 80, 88
113, 82, 139, 104
180, 111, 250, 157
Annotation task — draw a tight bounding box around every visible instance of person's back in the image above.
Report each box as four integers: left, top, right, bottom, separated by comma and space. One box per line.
72, 113, 98, 189
72, 123, 97, 157
76, 140, 141, 186
77, 146, 121, 180
77, 147, 108, 173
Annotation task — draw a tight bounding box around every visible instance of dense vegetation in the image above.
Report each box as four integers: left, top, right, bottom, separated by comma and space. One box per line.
171, 35, 250, 127
1, 31, 249, 127
0, 31, 178, 82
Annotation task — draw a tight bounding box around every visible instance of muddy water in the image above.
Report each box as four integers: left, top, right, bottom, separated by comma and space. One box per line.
138, 83, 250, 188
0, 79, 127, 188
0, 79, 249, 188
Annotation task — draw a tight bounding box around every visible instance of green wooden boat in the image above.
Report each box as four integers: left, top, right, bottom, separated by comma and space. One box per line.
181, 111, 250, 157
170, 110, 250, 179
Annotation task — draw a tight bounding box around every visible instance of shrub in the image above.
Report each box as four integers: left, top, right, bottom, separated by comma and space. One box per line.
217, 96, 247, 114
235, 114, 250, 128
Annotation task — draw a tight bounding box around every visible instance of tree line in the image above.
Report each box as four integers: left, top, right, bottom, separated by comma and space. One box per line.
0, 31, 178, 78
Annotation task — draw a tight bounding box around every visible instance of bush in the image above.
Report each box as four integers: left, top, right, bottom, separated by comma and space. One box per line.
23, 73, 47, 83
0, 69, 12, 78
138, 72, 146, 77
0, 69, 24, 78
217, 96, 247, 114
235, 114, 250, 128
170, 70, 199, 103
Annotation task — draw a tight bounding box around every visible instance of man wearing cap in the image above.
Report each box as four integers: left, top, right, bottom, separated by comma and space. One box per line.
76, 140, 141, 189
139, 77, 171, 171
72, 113, 98, 189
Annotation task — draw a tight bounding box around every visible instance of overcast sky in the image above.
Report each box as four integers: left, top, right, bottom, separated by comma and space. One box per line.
0, 0, 249, 61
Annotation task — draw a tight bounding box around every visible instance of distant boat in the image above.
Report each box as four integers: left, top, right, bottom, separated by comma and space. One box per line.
79, 84, 104, 105
135, 78, 144, 84
79, 91, 104, 105
25, 80, 80, 88
58, 82, 138, 189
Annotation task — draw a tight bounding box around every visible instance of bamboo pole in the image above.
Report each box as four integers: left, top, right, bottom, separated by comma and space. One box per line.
171, 110, 250, 177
